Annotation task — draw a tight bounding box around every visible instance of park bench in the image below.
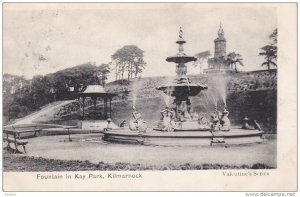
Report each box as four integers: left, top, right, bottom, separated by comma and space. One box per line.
3, 129, 28, 153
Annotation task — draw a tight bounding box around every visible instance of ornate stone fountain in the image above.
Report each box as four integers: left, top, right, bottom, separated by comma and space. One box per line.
156, 27, 209, 131
102, 28, 264, 146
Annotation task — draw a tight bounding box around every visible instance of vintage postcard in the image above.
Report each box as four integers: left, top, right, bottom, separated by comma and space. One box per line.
2, 3, 297, 192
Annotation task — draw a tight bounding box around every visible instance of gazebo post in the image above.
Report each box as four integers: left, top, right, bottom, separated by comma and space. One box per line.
82, 96, 85, 119
109, 97, 112, 118
93, 96, 97, 115
104, 97, 108, 119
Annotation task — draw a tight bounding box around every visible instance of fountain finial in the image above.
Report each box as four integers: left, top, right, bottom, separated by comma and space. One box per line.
179, 26, 183, 39
176, 27, 186, 45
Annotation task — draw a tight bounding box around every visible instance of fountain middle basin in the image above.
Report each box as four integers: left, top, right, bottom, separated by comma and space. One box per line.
103, 127, 264, 146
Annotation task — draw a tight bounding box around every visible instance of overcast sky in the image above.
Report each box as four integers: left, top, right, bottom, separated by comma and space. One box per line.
3, 3, 277, 81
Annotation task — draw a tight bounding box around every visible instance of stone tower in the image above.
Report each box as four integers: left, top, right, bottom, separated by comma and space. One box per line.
214, 24, 226, 58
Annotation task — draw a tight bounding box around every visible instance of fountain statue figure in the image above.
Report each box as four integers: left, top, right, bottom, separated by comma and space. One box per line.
129, 106, 148, 132
220, 105, 231, 131
210, 105, 222, 132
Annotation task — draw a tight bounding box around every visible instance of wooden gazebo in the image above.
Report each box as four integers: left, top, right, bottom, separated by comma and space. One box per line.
77, 85, 117, 119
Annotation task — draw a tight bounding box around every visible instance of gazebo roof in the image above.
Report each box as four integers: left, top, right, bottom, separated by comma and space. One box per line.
84, 85, 106, 93
77, 85, 117, 98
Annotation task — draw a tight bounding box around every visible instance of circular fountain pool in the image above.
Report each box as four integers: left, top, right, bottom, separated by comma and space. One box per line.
103, 127, 264, 146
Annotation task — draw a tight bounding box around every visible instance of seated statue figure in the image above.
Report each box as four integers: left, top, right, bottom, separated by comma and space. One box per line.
183, 109, 191, 120
129, 106, 147, 132
211, 107, 222, 132
198, 116, 209, 126
119, 120, 126, 127
159, 107, 175, 132
192, 112, 199, 121
220, 109, 231, 131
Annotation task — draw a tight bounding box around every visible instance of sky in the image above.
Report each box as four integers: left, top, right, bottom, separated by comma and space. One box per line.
3, 3, 277, 81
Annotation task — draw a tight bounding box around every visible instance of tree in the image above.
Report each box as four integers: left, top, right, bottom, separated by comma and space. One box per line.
96, 63, 110, 86
49, 62, 110, 93
225, 52, 244, 72
111, 45, 146, 81
259, 45, 277, 70
259, 28, 277, 70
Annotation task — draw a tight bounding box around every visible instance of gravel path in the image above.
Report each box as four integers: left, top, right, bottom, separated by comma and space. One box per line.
3, 133, 276, 171
12, 100, 74, 125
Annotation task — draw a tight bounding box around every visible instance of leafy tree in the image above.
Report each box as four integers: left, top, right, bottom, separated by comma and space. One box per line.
225, 52, 244, 72
111, 45, 146, 81
259, 28, 277, 70
96, 63, 110, 86
49, 62, 110, 93
30, 75, 52, 106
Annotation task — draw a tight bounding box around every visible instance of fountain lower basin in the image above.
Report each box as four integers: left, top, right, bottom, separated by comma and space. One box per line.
102, 127, 264, 146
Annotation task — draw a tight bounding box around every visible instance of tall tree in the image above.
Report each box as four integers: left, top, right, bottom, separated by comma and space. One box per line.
225, 52, 244, 73
111, 45, 146, 81
96, 63, 110, 86
259, 28, 277, 70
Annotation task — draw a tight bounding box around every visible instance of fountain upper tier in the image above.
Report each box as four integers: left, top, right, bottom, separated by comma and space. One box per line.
166, 56, 197, 64
158, 27, 208, 99
166, 29, 197, 65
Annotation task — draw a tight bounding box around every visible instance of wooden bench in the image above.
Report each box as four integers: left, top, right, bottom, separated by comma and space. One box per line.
3, 129, 29, 153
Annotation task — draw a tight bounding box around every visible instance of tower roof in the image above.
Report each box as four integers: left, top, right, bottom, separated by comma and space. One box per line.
218, 23, 224, 36
215, 23, 226, 42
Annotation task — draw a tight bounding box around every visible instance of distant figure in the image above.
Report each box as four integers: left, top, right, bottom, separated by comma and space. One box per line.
242, 116, 251, 129
253, 120, 262, 131
119, 120, 126, 127
106, 118, 112, 130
